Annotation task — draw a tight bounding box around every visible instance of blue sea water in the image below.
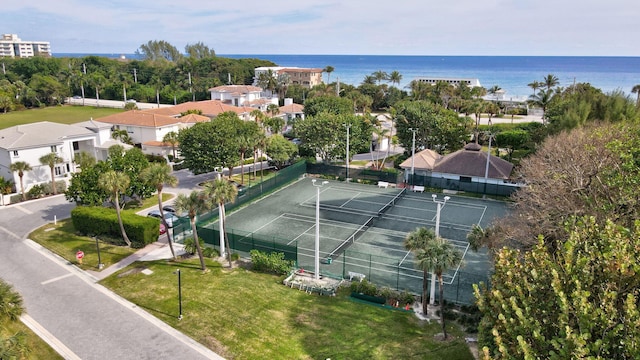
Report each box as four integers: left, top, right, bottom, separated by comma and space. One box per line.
56, 53, 640, 99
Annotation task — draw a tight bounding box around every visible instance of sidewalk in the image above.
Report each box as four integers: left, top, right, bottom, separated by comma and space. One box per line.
87, 238, 186, 281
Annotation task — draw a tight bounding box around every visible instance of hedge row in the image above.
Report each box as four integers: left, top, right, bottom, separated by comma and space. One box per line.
71, 206, 159, 248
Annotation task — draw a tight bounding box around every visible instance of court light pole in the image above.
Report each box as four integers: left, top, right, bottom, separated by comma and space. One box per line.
343, 123, 351, 182
431, 194, 450, 305
409, 128, 417, 188
312, 179, 329, 280
483, 132, 494, 198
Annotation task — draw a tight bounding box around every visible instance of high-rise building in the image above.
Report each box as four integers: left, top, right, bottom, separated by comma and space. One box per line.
0, 34, 51, 58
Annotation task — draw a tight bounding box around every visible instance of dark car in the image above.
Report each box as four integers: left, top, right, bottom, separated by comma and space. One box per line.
147, 210, 179, 227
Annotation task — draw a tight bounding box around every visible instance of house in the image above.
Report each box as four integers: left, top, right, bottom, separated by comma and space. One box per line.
95, 110, 209, 156
254, 66, 324, 90
399, 149, 442, 181
0, 120, 125, 199
142, 100, 253, 120
208, 85, 275, 111
278, 98, 305, 132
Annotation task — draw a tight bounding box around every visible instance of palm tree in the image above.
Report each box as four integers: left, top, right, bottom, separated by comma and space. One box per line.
323, 66, 335, 83
141, 163, 178, 259
529, 88, 554, 122
111, 128, 133, 145
10, 161, 32, 201
388, 71, 402, 87
98, 171, 132, 247
39, 152, 63, 195
527, 80, 542, 96
201, 178, 238, 268
631, 84, 640, 107
416, 237, 462, 339
162, 131, 179, 160
173, 191, 209, 271
543, 74, 559, 91
404, 227, 437, 316
372, 70, 388, 85
488, 85, 501, 97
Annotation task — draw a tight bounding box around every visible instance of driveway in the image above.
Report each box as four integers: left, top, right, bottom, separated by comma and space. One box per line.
0, 195, 222, 360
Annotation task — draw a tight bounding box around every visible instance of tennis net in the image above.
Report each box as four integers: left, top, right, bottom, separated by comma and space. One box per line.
378, 188, 407, 216
326, 216, 375, 261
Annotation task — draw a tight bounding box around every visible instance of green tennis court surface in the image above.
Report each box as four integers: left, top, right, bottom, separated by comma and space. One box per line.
214, 178, 508, 304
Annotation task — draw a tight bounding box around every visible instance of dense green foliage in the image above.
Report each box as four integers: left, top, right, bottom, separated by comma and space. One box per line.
249, 250, 295, 275
476, 217, 640, 359
71, 206, 158, 248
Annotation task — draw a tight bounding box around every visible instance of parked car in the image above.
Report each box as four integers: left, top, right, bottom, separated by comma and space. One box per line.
162, 205, 176, 214
147, 210, 179, 228
159, 223, 167, 235
229, 180, 246, 196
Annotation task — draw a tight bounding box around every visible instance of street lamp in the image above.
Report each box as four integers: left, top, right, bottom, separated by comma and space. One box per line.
343, 123, 351, 182
174, 269, 183, 320
312, 179, 329, 280
409, 128, 417, 188
431, 194, 450, 305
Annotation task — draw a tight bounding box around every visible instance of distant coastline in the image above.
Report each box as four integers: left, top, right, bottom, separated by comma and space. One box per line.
53, 53, 640, 97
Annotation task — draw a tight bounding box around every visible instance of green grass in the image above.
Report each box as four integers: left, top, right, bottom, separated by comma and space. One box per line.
2, 319, 64, 360
0, 105, 123, 130
100, 259, 475, 360
27, 193, 173, 269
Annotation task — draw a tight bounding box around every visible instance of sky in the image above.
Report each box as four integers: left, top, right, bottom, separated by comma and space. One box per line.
3, 1, 639, 56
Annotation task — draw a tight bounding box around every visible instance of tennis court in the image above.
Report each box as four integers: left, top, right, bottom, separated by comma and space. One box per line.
214, 177, 507, 304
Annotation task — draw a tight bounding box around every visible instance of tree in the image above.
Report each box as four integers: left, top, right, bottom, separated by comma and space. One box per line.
65, 161, 110, 206
177, 112, 242, 175
141, 163, 178, 259
495, 130, 529, 161
106, 146, 154, 200
10, 161, 32, 201
372, 70, 388, 85
404, 227, 436, 316
475, 217, 640, 359
73, 151, 96, 169
236, 121, 261, 184
388, 70, 402, 87
39, 152, 63, 195
98, 171, 131, 247
528, 88, 554, 121
303, 95, 354, 117
543, 73, 560, 91
485, 122, 640, 251
184, 42, 215, 59
527, 80, 542, 96
162, 131, 179, 160
323, 66, 334, 83
174, 191, 209, 270
266, 134, 298, 167
137, 40, 183, 62
201, 179, 238, 268
632, 84, 640, 107
256, 70, 278, 97
263, 116, 285, 135
0, 280, 28, 359
111, 128, 133, 145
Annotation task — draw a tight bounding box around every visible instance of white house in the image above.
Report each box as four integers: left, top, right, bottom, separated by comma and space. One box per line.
0, 120, 122, 200
208, 85, 274, 111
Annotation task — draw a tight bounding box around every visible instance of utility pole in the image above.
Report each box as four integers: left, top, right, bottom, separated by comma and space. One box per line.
409, 128, 417, 188
343, 123, 351, 181
133, 68, 137, 83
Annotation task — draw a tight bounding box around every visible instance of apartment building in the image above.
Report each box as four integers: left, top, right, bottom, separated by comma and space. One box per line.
254, 66, 323, 89
0, 34, 51, 58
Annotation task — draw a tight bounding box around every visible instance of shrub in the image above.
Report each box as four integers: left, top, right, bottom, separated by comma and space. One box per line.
230, 252, 240, 261
250, 250, 294, 275
71, 206, 158, 248
27, 184, 46, 199
42, 180, 66, 195
202, 246, 219, 258
183, 237, 205, 255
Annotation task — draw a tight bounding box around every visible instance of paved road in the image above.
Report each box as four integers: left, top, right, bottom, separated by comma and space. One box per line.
0, 196, 221, 360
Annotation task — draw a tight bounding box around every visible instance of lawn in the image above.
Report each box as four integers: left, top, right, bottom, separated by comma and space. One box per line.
101, 259, 475, 360
0, 105, 123, 130
27, 193, 172, 270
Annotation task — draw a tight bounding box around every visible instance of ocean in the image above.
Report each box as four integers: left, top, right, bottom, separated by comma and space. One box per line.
55, 53, 640, 100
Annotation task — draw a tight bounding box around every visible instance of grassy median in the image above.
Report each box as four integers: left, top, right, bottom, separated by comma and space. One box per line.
100, 258, 474, 360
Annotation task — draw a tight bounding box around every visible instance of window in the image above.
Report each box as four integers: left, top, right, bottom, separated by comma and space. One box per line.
459, 176, 472, 183
13, 150, 18, 156
50, 145, 57, 152
72, 142, 79, 151
126, 126, 134, 133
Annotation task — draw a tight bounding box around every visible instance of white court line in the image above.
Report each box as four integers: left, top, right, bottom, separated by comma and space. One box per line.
41, 273, 74, 285
340, 191, 363, 208
288, 224, 316, 245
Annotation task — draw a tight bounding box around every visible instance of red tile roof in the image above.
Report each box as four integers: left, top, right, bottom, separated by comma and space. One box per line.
142, 100, 249, 117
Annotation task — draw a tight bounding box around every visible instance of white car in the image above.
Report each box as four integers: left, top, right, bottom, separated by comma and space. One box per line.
147, 210, 179, 228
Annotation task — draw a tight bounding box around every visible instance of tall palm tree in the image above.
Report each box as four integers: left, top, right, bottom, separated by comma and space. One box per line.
10, 161, 32, 201
631, 84, 640, 107
162, 131, 179, 160
527, 80, 542, 96
201, 178, 238, 268
141, 163, 178, 259
388, 71, 402, 87
98, 171, 132, 247
529, 88, 554, 122
39, 152, 63, 195
174, 191, 209, 271
543, 74, 560, 91
323, 66, 335, 83
372, 70, 388, 85
416, 236, 462, 339
404, 227, 437, 316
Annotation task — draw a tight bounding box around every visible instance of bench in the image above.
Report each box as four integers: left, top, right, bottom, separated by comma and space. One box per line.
377, 181, 389, 188
413, 185, 425, 193
348, 271, 366, 281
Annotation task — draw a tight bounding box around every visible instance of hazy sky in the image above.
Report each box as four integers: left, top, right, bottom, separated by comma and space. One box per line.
3, 1, 638, 56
